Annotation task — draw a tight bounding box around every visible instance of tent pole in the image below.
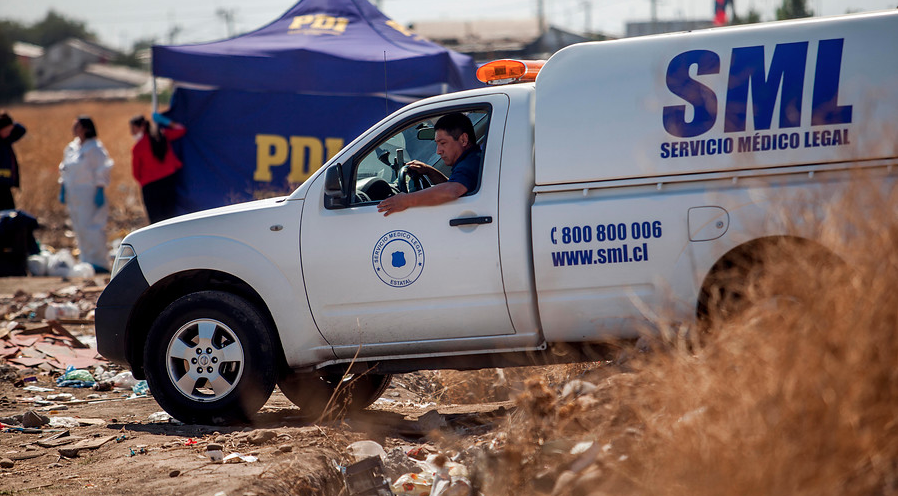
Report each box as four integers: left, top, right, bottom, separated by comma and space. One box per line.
152, 77, 158, 113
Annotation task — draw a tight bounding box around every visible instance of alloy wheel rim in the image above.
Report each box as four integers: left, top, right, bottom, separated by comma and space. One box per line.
165, 318, 245, 402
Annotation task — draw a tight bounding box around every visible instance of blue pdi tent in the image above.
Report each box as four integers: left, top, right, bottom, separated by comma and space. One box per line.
152, 0, 481, 214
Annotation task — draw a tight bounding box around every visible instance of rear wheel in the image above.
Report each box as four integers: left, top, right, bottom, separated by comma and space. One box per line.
278, 371, 392, 420
143, 291, 276, 425
698, 238, 839, 330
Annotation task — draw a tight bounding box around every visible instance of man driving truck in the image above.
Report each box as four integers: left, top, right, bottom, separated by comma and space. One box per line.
377, 112, 480, 216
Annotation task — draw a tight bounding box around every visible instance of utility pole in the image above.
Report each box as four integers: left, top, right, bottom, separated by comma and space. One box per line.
582, 0, 592, 35
167, 25, 182, 45
537, 0, 547, 35
217, 8, 236, 38
650, 0, 658, 34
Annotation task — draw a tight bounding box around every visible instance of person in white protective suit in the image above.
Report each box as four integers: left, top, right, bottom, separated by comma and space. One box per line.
59, 116, 113, 273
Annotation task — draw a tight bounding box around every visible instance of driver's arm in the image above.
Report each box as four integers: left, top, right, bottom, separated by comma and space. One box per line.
377, 182, 467, 216
405, 160, 448, 184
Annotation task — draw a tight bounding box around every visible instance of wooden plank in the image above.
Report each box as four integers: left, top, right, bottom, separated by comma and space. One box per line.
37, 435, 84, 448
58, 435, 116, 457
9, 451, 47, 461
46, 321, 88, 349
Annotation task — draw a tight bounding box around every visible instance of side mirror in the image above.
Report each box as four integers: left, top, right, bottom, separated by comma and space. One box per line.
416, 127, 435, 141
323, 164, 347, 209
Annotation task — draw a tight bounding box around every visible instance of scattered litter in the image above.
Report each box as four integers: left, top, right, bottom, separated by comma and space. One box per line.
55, 366, 96, 388
132, 381, 149, 396
391, 472, 433, 495
128, 445, 148, 457
206, 443, 224, 463
184, 438, 197, 446
46, 393, 75, 402
570, 440, 595, 455
111, 371, 137, 388
21, 385, 54, 392
223, 453, 258, 463
21, 409, 49, 427
347, 440, 387, 462
58, 435, 116, 458
46, 250, 76, 278
48, 417, 80, 429
1, 280, 106, 373
44, 302, 80, 321
342, 455, 392, 496
561, 379, 598, 399
148, 411, 172, 423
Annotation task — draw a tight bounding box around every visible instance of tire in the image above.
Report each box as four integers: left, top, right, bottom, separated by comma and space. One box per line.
143, 291, 277, 425
279, 371, 392, 420
698, 238, 839, 330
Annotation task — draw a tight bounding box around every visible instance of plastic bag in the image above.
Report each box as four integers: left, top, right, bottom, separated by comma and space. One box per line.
111, 371, 138, 388
47, 250, 76, 277
45, 302, 80, 321
70, 262, 96, 278
27, 254, 48, 276
132, 380, 149, 395
56, 366, 95, 386
48, 417, 80, 428
347, 440, 387, 462
391, 472, 433, 496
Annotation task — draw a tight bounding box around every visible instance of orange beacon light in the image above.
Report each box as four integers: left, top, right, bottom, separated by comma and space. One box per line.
476, 59, 545, 85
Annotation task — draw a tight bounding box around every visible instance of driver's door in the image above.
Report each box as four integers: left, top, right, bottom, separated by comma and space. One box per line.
300, 95, 514, 358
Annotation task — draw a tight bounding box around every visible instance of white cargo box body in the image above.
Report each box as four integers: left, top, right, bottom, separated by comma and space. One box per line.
535, 11, 898, 186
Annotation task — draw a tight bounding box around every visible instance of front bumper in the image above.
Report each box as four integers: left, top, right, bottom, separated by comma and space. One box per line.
95, 258, 149, 367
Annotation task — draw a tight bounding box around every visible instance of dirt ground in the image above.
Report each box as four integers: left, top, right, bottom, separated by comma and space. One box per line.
0, 276, 542, 496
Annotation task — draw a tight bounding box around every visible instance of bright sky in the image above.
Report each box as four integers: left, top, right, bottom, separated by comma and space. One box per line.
2, 0, 896, 50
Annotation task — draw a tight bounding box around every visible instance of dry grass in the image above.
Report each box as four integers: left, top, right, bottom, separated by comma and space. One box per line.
6, 100, 152, 249
467, 180, 898, 496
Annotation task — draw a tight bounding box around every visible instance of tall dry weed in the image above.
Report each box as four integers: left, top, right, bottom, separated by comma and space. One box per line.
476, 177, 898, 496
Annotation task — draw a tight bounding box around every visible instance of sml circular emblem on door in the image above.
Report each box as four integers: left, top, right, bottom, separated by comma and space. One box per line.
372, 230, 425, 287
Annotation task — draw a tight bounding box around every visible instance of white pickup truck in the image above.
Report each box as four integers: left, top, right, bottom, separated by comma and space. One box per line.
97, 11, 898, 424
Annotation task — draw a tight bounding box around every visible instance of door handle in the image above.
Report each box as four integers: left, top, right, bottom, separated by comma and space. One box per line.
449, 216, 493, 227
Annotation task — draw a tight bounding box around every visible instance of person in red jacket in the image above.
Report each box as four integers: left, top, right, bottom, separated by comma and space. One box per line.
129, 113, 186, 223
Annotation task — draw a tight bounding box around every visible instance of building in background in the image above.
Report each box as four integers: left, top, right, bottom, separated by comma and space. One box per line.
625, 19, 714, 37
411, 18, 612, 63
24, 38, 153, 103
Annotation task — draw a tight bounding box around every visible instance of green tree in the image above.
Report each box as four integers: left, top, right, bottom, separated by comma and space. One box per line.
29, 10, 96, 47
0, 20, 31, 44
113, 37, 155, 69
776, 0, 813, 20
732, 7, 763, 24
0, 31, 29, 103
0, 10, 96, 47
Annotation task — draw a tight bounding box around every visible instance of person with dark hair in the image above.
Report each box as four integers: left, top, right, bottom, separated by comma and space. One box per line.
0, 111, 26, 211
377, 112, 481, 216
59, 115, 114, 272
130, 112, 186, 223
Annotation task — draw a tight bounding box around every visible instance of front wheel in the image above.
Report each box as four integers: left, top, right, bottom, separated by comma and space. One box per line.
143, 291, 277, 425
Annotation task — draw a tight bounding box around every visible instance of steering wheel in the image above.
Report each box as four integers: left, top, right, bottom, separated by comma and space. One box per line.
397, 166, 434, 193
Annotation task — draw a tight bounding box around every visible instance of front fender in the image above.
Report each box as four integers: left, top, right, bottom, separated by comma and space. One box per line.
137, 235, 335, 367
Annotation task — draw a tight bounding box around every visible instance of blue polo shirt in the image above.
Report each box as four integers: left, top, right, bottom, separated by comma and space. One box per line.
446, 146, 481, 194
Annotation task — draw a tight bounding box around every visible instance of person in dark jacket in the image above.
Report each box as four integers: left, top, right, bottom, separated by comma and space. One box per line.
0, 111, 26, 211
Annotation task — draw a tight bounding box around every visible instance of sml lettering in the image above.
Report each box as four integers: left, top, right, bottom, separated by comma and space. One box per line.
663, 38, 852, 138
